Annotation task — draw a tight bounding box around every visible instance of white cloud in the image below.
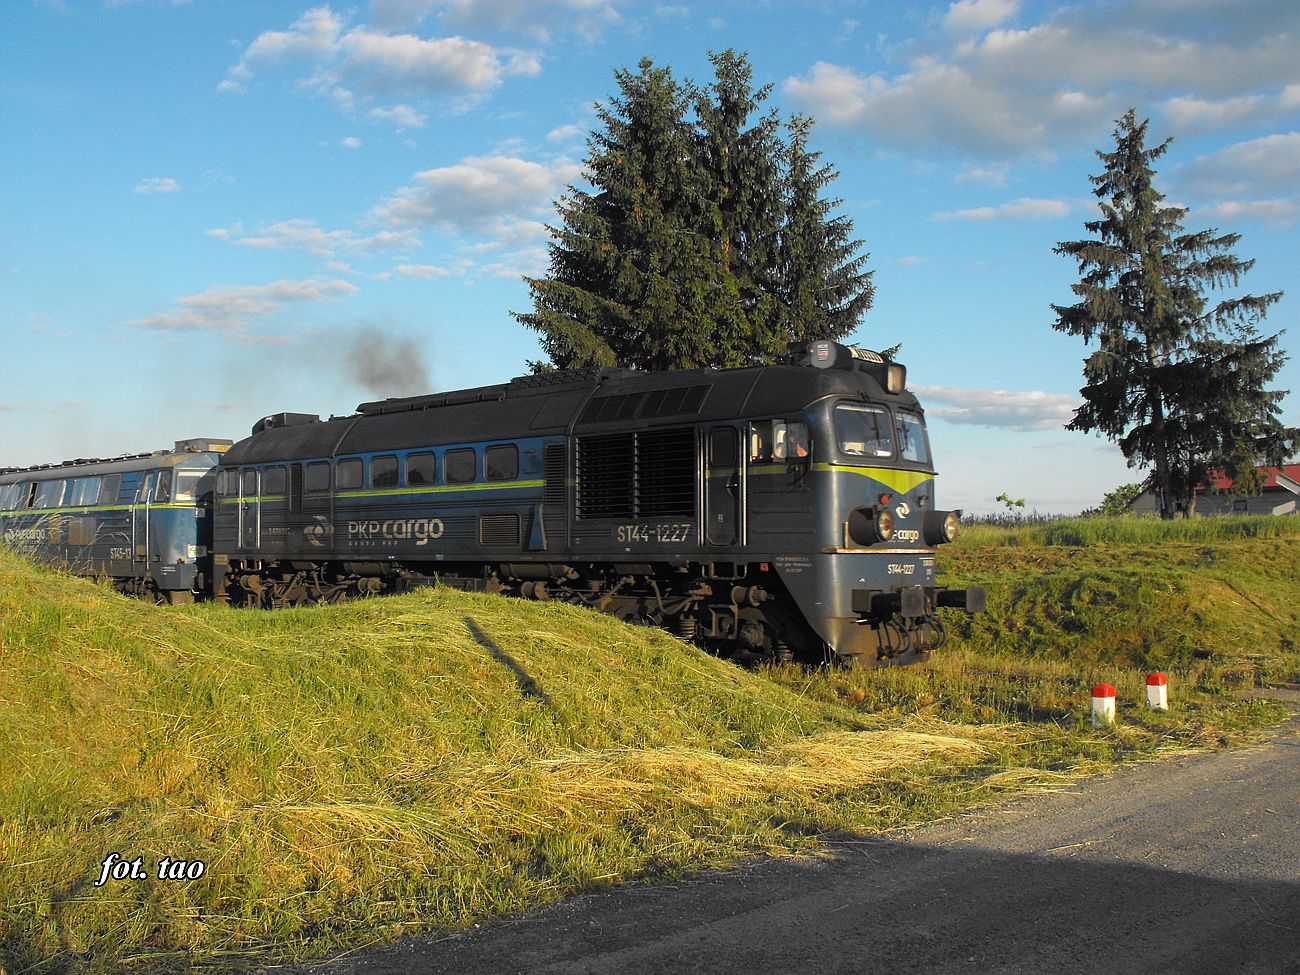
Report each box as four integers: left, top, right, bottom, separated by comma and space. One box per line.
784, 2, 1300, 158
943, 0, 1018, 34
208, 219, 420, 262
546, 123, 584, 143
370, 103, 429, 128
1180, 132, 1300, 198
371, 154, 581, 238
130, 278, 358, 337
134, 177, 180, 194
431, 0, 624, 42
954, 164, 1008, 186
220, 4, 539, 115
1199, 199, 1300, 226
341, 136, 362, 148
394, 262, 451, 278
933, 197, 1070, 221
914, 385, 1080, 431
1177, 132, 1300, 226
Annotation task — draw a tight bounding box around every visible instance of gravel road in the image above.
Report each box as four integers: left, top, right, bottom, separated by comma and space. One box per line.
286, 714, 1299, 975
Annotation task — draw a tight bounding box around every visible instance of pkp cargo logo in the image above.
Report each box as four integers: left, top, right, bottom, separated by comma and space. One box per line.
304, 516, 333, 548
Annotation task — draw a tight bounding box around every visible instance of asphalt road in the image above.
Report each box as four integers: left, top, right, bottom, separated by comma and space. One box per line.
287, 713, 1299, 975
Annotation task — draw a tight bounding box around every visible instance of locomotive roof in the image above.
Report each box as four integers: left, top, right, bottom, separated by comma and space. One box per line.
222, 351, 921, 466
0, 441, 230, 482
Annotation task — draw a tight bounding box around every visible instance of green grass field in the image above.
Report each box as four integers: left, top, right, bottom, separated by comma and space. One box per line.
1, 516, 1296, 973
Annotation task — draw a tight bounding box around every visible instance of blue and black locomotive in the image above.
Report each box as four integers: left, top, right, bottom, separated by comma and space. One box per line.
211, 340, 983, 665
0, 439, 229, 602
1, 341, 982, 665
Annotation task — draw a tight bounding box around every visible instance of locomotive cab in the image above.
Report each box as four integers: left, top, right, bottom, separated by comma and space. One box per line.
758, 341, 984, 665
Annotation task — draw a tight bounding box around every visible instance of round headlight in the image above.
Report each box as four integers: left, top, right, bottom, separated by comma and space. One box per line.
943, 510, 961, 543
876, 508, 895, 541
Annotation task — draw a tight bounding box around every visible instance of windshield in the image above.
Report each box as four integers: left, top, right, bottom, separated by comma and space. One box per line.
174, 471, 207, 503
835, 404, 894, 458
895, 411, 931, 465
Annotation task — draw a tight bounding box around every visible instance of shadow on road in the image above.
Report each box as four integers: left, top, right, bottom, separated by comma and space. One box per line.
287, 836, 1300, 975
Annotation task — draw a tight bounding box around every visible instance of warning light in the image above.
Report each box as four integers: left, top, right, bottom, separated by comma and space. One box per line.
879, 494, 892, 505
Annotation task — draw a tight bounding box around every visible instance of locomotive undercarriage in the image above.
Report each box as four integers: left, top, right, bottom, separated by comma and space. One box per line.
214, 557, 950, 667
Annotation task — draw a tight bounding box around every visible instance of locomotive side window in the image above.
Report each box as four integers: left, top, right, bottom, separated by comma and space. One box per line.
484, 444, 519, 481
895, 411, 931, 465
216, 470, 232, 498
34, 479, 66, 508
835, 404, 894, 458
336, 459, 364, 491
406, 452, 436, 486
444, 448, 476, 484
371, 455, 399, 488
241, 469, 258, 498
98, 474, 122, 505
305, 462, 331, 494
773, 421, 810, 460
263, 466, 287, 498
155, 470, 173, 503
67, 477, 101, 507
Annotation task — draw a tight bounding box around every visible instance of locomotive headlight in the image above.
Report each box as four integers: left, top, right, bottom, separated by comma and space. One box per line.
886, 363, 907, 394
923, 509, 962, 545
877, 508, 896, 541
848, 506, 894, 546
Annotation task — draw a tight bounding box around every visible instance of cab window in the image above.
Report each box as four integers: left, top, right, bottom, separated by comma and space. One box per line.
175, 470, 209, 502
895, 411, 931, 465
154, 469, 172, 503
835, 404, 894, 458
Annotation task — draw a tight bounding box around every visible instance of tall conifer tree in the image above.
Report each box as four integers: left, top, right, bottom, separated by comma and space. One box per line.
778, 113, 874, 343
517, 52, 874, 371
1053, 109, 1294, 518
515, 58, 714, 370
694, 49, 785, 365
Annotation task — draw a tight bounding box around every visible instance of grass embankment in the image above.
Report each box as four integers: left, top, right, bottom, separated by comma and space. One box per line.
1, 517, 1296, 973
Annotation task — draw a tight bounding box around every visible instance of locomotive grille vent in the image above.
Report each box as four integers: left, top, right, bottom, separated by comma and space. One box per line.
543, 443, 567, 506
579, 385, 710, 424
479, 514, 521, 546
576, 428, 696, 521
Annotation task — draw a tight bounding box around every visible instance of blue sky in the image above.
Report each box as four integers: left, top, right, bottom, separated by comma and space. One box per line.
2, 0, 1297, 513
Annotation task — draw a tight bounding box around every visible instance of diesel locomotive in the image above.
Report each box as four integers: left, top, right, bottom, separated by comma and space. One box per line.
0, 341, 983, 666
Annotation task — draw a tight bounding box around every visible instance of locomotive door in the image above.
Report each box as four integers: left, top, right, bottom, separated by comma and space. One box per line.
132, 472, 152, 564
238, 469, 260, 549
706, 427, 741, 545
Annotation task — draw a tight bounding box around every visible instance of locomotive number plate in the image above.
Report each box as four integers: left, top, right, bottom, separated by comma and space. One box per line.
615, 523, 692, 544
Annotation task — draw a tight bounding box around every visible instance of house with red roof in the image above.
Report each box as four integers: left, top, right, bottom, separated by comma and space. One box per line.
1129, 463, 1300, 516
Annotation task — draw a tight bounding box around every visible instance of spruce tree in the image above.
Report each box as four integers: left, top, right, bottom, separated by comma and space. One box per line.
515, 58, 715, 371
517, 52, 874, 371
778, 113, 874, 344
693, 49, 786, 365
1053, 109, 1295, 518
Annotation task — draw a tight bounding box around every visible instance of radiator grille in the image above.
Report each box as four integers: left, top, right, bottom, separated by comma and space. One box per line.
479, 514, 521, 546
543, 442, 567, 505
577, 427, 696, 520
